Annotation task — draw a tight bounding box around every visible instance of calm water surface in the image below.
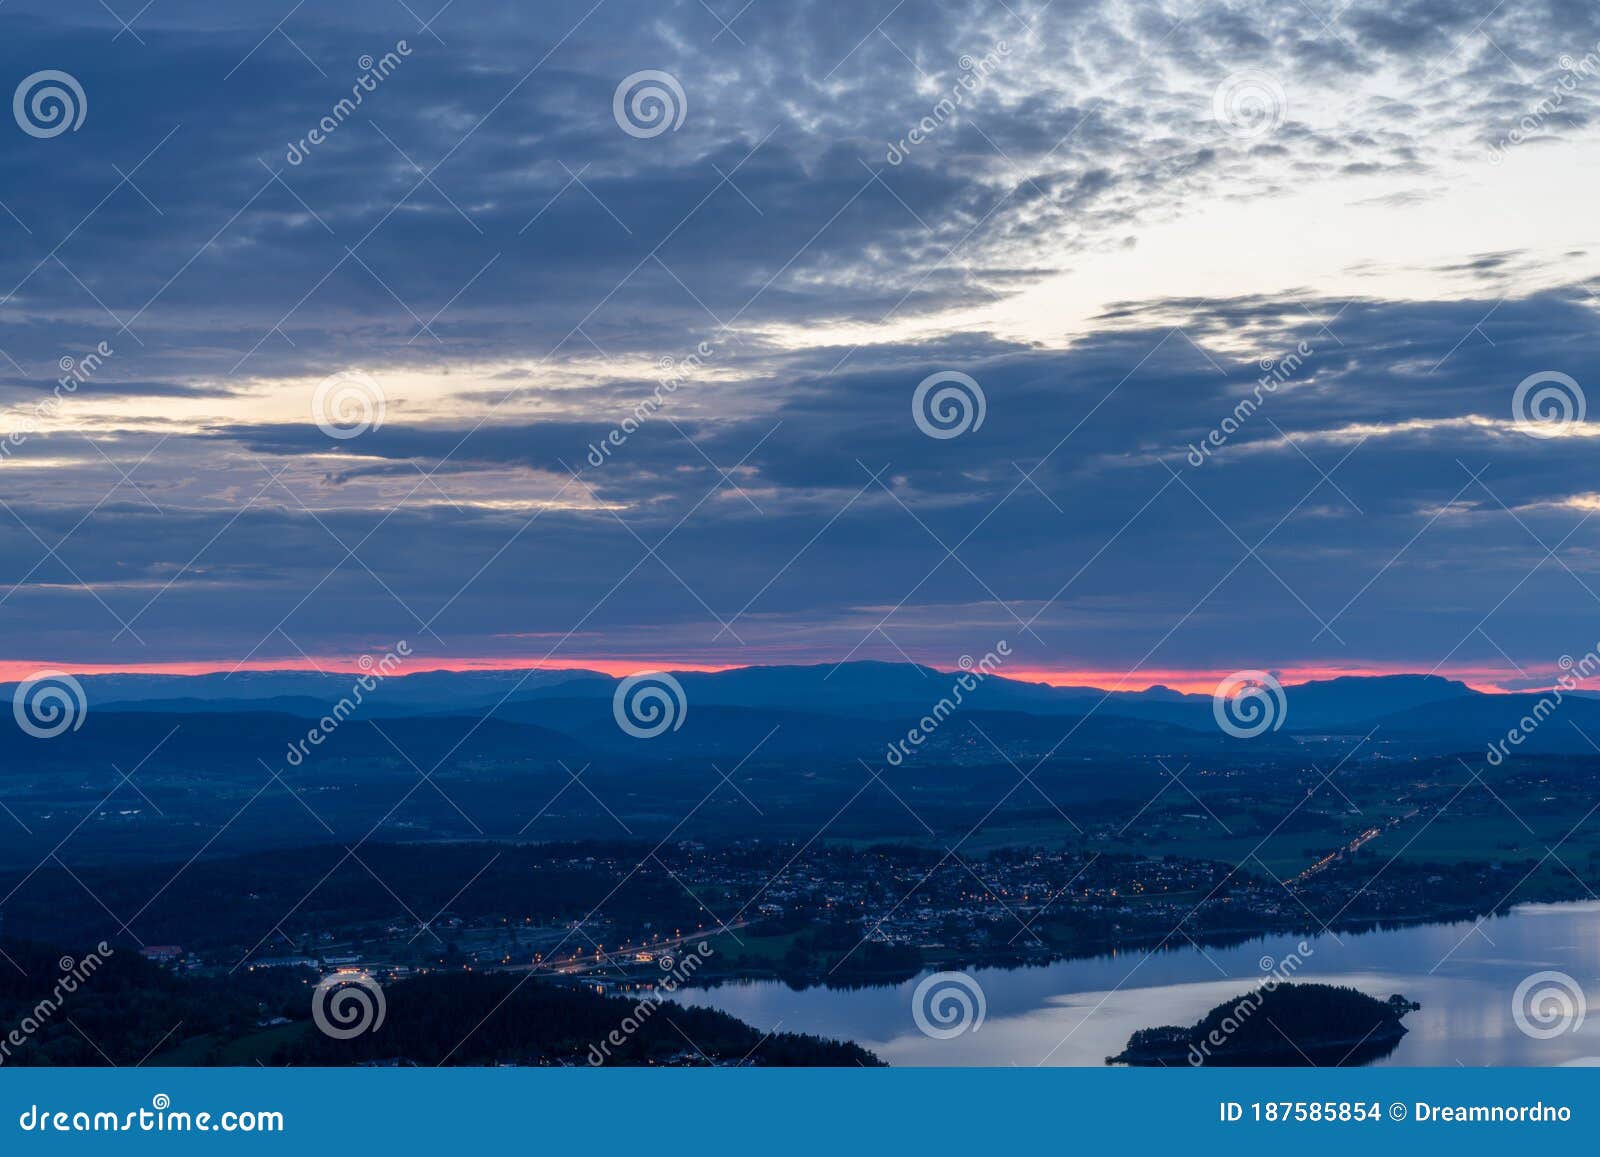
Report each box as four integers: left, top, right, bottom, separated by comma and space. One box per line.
666, 902, 1600, 1065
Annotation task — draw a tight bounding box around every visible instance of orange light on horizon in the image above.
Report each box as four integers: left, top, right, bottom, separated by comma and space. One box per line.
998, 663, 1515, 696
0, 656, 742, 682
0, 654, 1534, 693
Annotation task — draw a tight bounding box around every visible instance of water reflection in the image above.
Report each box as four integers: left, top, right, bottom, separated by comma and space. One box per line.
665, 902, 1600, 1066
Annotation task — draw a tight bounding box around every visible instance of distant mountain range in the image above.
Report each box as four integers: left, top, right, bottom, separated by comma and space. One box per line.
5, 662, 1595, 760
5, 662, 1471, 718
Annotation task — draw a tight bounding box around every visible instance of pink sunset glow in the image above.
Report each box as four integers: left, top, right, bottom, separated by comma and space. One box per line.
0, 656, 1527, 694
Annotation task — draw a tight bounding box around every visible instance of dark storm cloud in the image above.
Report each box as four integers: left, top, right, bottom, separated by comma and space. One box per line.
0, 376, 235, 400
1, 284, 1580, 674
5, 0, 1600, 677
208, 285, 1600, 511
3, 0, 1589, 376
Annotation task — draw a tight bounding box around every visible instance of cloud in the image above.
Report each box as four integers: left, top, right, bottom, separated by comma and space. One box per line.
4, 0, 1600, 680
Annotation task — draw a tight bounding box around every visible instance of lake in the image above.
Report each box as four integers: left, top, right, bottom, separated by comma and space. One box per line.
666, 902, 1600, 1065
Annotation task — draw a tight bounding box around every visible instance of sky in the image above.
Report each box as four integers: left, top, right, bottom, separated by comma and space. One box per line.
2, 0, 1599, 691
